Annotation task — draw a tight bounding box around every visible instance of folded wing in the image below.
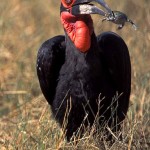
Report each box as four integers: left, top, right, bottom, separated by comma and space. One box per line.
97, 32, 131, 121
37, 35, 66, 105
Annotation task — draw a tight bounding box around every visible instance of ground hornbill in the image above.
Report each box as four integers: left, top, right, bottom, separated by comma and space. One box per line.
37, 0, 131, 141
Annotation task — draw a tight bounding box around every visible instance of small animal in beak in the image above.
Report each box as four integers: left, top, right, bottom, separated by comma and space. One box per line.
102, 10, 138, 30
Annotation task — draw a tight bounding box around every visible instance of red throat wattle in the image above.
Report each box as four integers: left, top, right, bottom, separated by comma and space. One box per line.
61, 12, 94, 52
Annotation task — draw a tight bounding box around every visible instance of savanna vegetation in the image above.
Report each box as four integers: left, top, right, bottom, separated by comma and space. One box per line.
0, 0, 149, 149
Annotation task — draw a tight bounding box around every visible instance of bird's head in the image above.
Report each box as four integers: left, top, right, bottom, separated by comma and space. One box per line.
60, 0, 112, 52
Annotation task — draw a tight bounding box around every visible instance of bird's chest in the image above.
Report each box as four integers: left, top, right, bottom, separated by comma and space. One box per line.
55, 52, 103, 103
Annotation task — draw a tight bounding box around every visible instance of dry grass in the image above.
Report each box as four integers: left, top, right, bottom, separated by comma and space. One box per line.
0, 0, 150, 149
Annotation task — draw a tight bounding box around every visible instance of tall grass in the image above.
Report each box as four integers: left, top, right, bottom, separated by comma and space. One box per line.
0, 0, 149, 149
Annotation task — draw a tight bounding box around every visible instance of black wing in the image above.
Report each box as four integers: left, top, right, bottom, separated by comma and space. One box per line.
37, 35, 66, 105
97, 32, 131, 120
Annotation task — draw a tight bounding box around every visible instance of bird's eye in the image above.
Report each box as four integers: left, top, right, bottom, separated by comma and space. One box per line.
61, 0, 75, 8
65, 0, 72, 4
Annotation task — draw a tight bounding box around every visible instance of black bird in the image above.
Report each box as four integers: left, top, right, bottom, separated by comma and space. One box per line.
37, 0, 131, 141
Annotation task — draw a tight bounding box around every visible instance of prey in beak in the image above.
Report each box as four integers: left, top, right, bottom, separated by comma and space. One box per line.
102, 10, 138, 30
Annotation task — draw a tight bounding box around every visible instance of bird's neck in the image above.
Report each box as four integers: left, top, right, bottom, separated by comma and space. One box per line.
61, 12, 94, 53
65, 32, 101, 67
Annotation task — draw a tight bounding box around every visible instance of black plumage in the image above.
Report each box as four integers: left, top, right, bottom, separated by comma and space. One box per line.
37, 0, 131, 141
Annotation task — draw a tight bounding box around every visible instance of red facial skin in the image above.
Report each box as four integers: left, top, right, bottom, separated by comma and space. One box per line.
61, 12, 94, 52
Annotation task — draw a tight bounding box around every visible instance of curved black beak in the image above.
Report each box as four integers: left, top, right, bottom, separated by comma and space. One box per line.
72, 0, 112, 15
94, 0, 112, 14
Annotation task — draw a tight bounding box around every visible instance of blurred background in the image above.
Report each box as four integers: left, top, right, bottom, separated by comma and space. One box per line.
0, 0, 149, 149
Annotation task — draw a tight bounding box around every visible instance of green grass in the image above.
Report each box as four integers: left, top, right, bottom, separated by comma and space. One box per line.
0, 0, 150, 149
